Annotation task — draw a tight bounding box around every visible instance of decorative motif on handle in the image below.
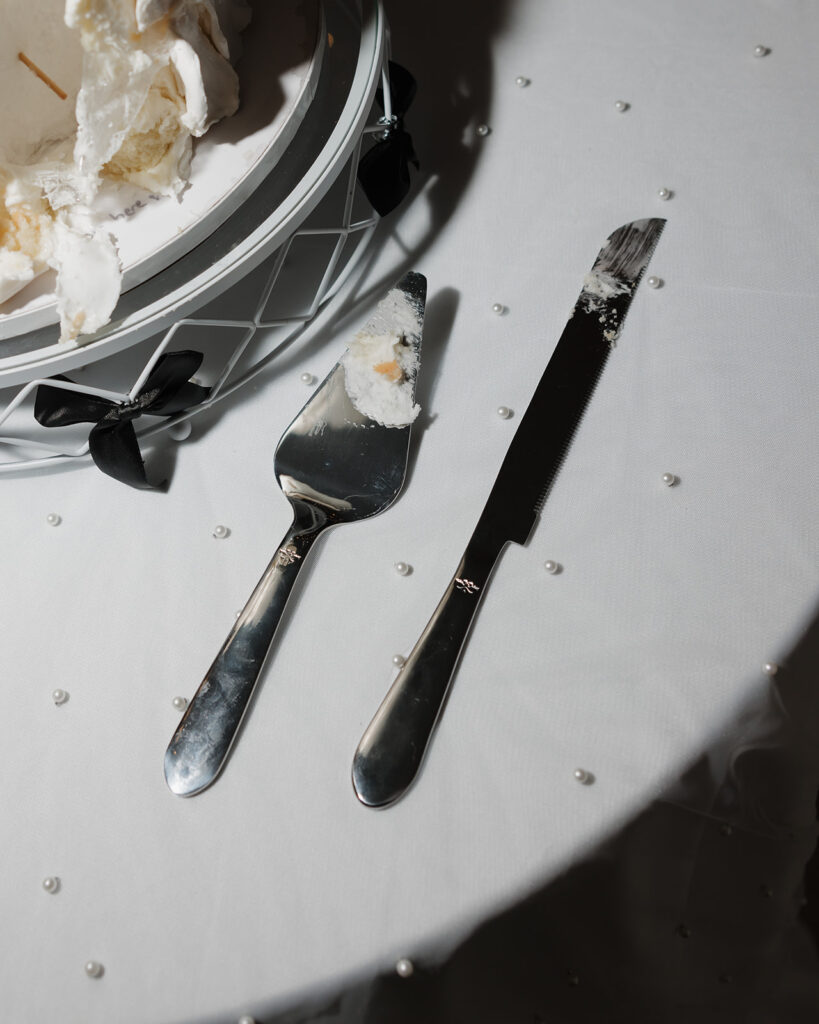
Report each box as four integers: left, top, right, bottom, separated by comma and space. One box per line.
455, 577, 480, 594
276, 544, 302, 567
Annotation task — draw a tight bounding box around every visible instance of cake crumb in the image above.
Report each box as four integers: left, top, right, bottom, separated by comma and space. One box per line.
373, 360, 403, 381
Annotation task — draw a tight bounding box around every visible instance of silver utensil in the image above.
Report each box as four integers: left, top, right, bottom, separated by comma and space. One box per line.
352, 219, 665, 808
165, 271, 427, 796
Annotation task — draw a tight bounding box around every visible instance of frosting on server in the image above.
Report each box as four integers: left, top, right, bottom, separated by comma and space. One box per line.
0, 0, 251, 340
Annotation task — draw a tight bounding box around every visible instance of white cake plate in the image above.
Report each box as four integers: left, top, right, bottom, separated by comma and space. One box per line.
0, 0, 325, 342
0, 0, 388, 381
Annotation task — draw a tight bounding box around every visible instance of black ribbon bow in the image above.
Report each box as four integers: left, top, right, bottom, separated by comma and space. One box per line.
34, 350, 210, 489
357, 61, 419, 216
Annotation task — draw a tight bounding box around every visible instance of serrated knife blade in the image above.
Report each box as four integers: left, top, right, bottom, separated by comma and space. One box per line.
352, 218, 665, 807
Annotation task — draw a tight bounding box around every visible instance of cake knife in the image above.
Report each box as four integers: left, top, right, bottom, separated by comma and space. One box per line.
352, 219, 665, 807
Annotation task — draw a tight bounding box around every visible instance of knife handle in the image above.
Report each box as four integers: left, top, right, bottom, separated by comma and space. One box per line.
352, 535, 505, 807
164, 509, 326, 796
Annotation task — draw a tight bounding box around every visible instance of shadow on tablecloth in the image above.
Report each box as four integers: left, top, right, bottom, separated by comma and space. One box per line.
234, 599, 819, 1024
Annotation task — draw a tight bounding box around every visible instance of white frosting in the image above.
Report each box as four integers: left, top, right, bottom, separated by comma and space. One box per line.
51, 213, 122, 338
341, 288, 424, 428
579, 267, 630, 344
582, 269, 632, 301
0, 0, 250, 342
67, 0, 249, 199
342, 331, 421, 428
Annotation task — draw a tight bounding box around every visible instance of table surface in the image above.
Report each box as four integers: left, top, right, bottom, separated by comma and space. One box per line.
2, 1, 819, 1022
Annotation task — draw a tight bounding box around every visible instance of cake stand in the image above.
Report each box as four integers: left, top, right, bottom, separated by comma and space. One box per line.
0, 0, 396, 473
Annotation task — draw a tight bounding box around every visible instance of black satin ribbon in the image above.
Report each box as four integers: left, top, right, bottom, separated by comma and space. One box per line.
34, 350, 210, 489
357, 61, 419, 216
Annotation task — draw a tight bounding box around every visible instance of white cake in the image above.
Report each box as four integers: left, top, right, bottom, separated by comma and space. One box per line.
0, 0, 251, 341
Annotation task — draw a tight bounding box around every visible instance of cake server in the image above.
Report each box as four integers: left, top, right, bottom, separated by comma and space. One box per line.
165, 271, 426, 797
352, 219, 665, 807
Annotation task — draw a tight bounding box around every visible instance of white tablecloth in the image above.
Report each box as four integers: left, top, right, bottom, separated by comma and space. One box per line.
2, 1, 818, 1021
